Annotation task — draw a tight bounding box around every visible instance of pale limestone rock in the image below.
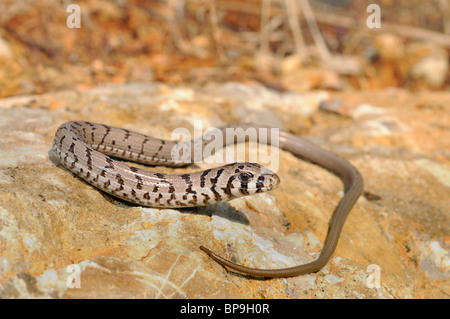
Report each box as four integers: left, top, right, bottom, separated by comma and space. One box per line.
0, 83, 448, 298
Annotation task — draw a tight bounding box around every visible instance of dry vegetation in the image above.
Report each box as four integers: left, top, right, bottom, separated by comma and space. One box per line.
0, 0, 449, 98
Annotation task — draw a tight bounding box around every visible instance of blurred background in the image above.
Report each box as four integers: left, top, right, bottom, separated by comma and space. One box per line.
0, 0, 449, 98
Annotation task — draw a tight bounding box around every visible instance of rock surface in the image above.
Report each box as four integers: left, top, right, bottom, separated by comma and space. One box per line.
0, 83, 448, 298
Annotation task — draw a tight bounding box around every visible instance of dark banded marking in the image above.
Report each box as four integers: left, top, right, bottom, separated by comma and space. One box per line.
68, 142, 75, 153
99, 125, 111, 145
221, 187, 232, 197
181, 173, 196, 194
85, 147, 93, 170
105, 157, 115, 169
167, 193, 177, 205
200, 169, 212, 188
140, 138, 150, 155
239, 180, 249, 195
256, 175, 265, 193
123, 129, 131, 140
186, 184, 196, 194
155, 193, 163, 204
135, 174, 143, 189
188, 194, 198, 206
222, 175, 237, 197
70, 155, 79, 169
59, 135, 66, 148
210, 168, 224, 186
226, 175, 236, 189
207, 169, 226, 201
181, 173, 191, 183
115, 173, 125, 191
151, 140, 166, 159
175, 200, 183, 206
115, 173, 125, 185
156, 140, 165, 153
201, 193, 211, 205
210, 185, 222, 202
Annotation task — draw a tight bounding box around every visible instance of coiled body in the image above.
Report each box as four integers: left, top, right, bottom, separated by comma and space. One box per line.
52, 121, 279, 208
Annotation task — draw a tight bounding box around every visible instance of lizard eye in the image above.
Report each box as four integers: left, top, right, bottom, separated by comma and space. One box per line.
238, 172, 253, 182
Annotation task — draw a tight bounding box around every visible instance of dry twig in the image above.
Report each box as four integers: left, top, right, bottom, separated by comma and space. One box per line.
297, 0, 331, 65
284, 0, 306, 55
